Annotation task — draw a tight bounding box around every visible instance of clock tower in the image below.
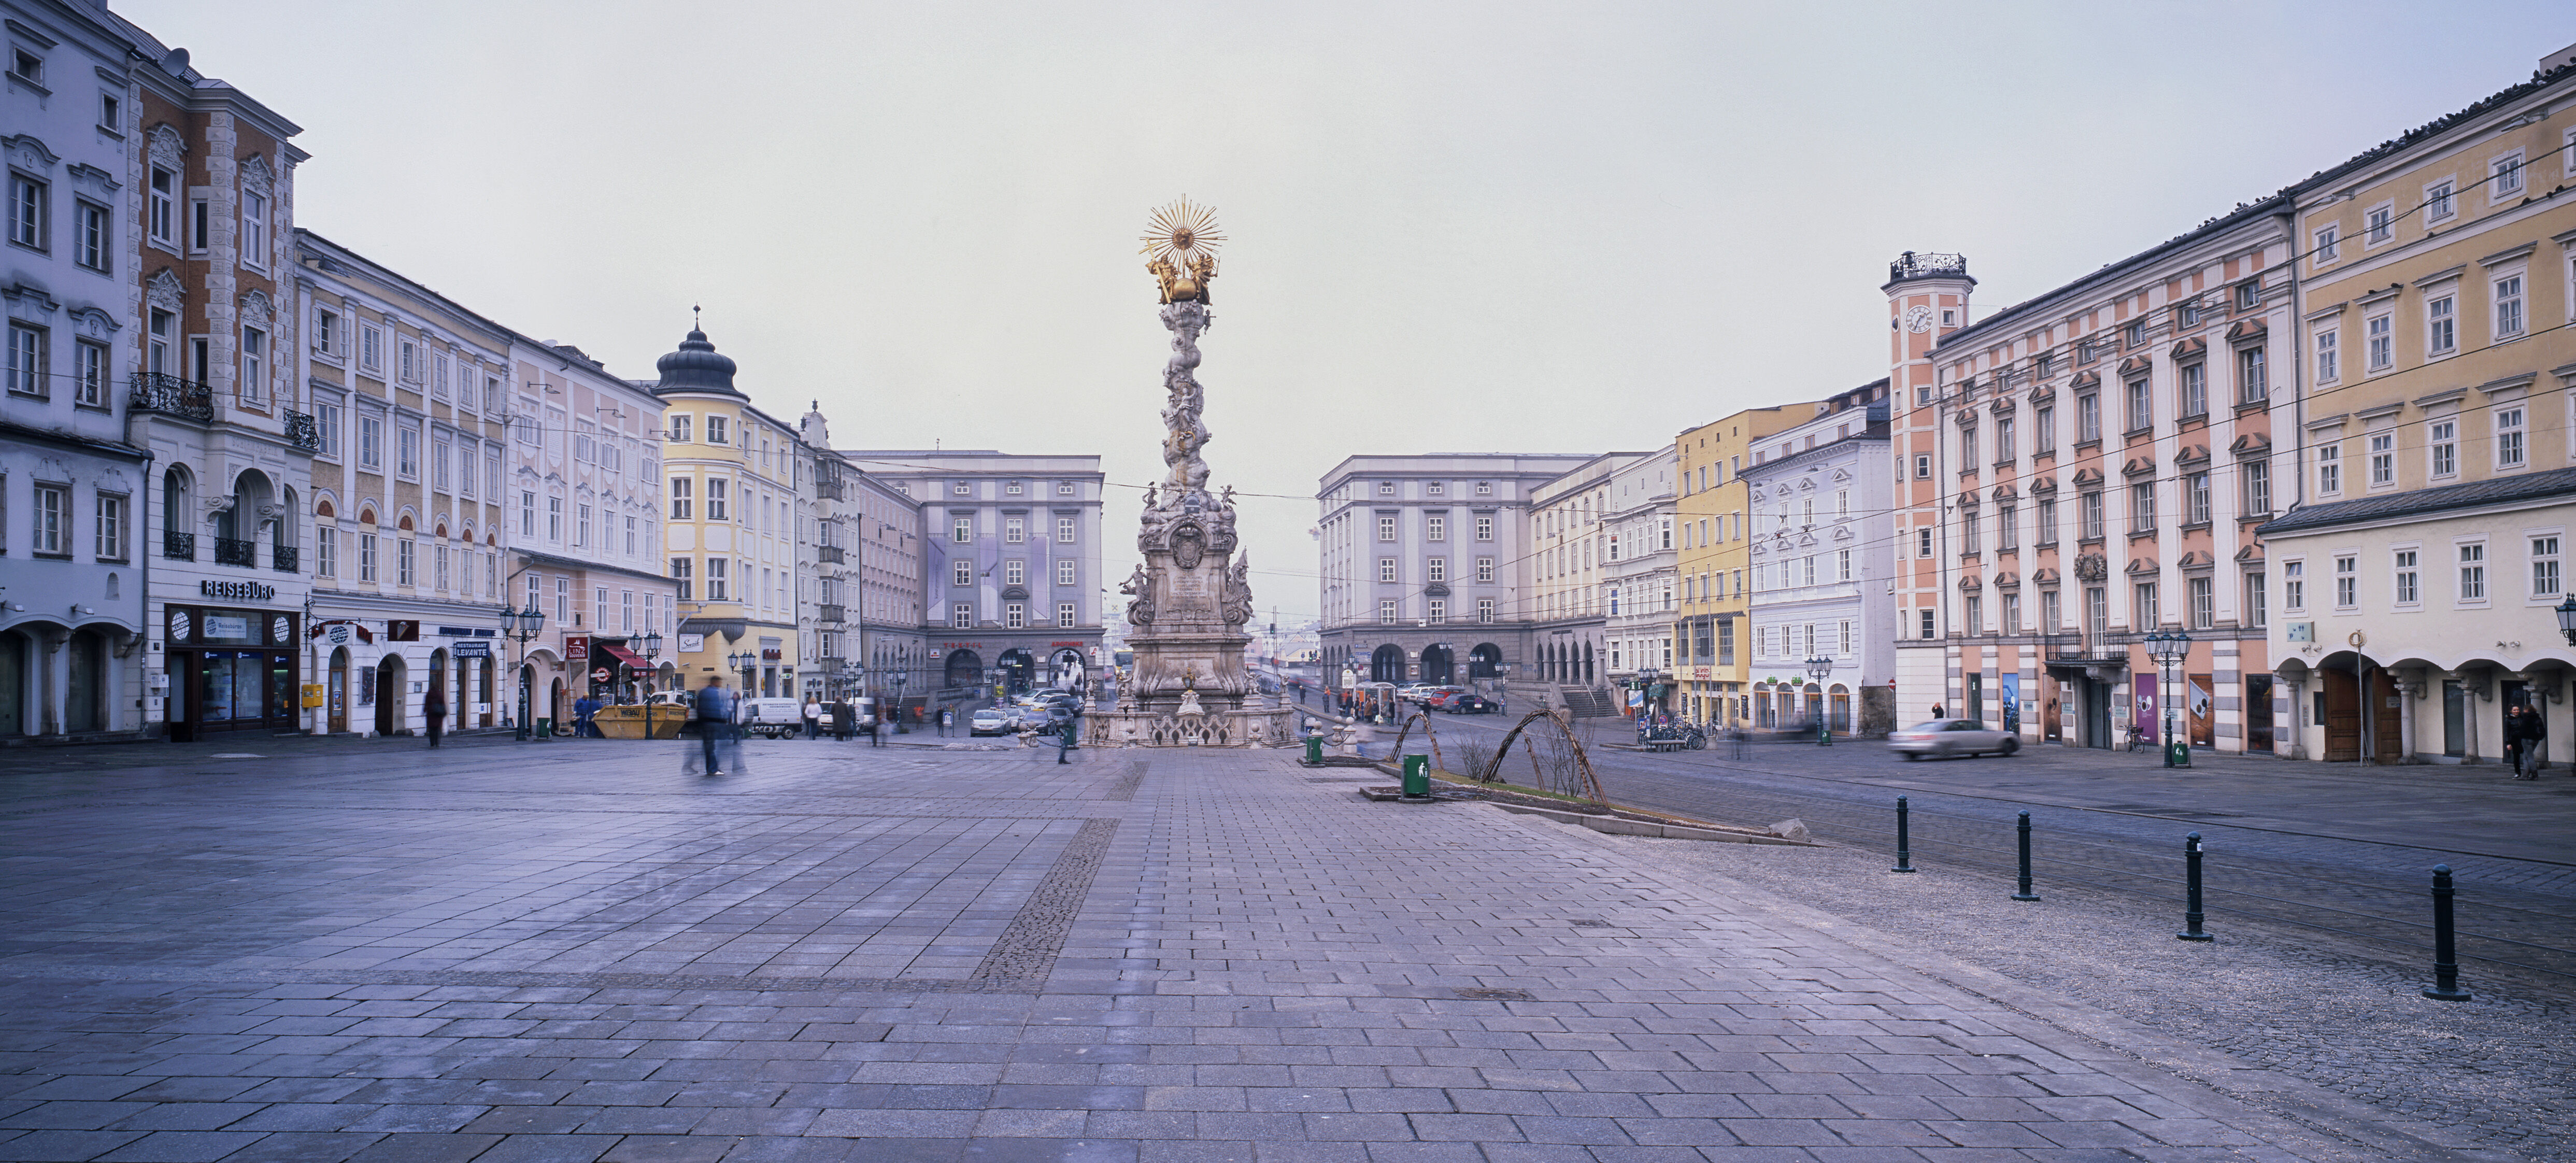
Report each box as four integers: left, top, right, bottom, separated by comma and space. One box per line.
1884, 252, 1974, 723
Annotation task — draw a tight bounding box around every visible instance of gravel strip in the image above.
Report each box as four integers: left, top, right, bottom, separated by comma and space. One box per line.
1578, 823, 2576, 1161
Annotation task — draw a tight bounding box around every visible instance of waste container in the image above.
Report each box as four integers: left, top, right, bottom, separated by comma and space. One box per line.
1401, 754, 1430, 798
2168, 740, 2191, 768
1304, 735, 1323, 765
535, 717, 554, 740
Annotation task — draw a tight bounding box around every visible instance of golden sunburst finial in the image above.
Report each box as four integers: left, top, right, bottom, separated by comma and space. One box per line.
1141, 198, 1223, 304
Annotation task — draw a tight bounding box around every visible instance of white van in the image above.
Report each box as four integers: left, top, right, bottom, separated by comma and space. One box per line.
739, 698, 805, 738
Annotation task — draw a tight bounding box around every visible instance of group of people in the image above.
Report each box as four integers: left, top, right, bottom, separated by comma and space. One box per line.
2503, 701, 2550, 780
796, 697, 888, 745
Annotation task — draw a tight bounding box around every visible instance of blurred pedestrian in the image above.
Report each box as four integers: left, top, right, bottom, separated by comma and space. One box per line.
803, 698, 823, 740
689, 675, 737, 776
831, 700, 855, 742
424, 687, 446, 747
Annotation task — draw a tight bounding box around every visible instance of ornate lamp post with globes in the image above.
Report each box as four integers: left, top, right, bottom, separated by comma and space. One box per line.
2146, 629, 2191, 768
500, 602, 546, 741
1804, 656, 1834, 745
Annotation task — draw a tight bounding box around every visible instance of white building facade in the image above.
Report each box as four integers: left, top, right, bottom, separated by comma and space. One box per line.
1600, 448, 1677, 719
1745, 380, 1895, 736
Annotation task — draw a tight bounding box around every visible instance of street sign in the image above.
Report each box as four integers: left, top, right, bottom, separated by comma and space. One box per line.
452, 640, 491, 658
591, 668, 612, 682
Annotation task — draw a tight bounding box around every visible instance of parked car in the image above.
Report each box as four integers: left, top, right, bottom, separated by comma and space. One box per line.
970, 708, 1016, 736
738, 698, 806, 739
1886, 719, 2019, 759
1445, 694, 1499, 715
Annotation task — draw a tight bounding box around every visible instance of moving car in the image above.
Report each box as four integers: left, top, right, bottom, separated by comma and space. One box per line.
1886, 719, 2019, 759
1444, 694, 1498, 715
970, 708, 1016, 736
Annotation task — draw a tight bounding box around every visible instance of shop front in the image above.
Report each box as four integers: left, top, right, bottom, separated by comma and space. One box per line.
164, 594, 302, 741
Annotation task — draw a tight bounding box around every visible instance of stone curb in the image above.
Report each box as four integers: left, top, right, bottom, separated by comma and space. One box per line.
1492, 809, 2515, 1163
1482, 800, 1820, 845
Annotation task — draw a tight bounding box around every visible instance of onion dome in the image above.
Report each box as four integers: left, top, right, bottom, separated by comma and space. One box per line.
652, 328, 741, 396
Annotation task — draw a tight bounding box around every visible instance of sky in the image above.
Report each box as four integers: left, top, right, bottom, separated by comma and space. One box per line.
118, 0, 2576, 623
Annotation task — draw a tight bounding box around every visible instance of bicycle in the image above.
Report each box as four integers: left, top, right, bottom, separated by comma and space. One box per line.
2123, 721, 2151, 752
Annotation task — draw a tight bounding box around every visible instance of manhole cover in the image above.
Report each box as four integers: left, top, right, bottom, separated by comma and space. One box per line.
1451, 987, 1535, 1001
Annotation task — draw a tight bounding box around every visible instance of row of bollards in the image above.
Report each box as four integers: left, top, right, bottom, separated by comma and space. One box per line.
1889, 799, 2473, 1002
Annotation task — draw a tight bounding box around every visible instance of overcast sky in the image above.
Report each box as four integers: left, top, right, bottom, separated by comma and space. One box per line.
121, 0, 2575, 623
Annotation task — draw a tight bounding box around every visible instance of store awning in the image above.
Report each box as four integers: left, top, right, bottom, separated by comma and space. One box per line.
599, 642, 648, 669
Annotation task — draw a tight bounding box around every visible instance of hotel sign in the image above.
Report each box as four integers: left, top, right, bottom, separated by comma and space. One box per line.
199, 579, 275, 602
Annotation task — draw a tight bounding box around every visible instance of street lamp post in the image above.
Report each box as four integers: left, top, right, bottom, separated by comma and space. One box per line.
2146, 629, 2191, 768
892, 670, 908, 732
500, 603, 546, 742
1804, 656, 1834, 746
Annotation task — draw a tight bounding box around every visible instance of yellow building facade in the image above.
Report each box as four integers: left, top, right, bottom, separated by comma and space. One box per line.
653, 329, 804, 698
1672, 403, 1819, 725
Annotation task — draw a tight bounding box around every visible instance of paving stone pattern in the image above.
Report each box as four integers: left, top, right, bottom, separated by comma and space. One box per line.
0, 737, 2523, 1161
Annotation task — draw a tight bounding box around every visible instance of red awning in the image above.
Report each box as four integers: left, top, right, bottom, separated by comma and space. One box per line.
599, 642, 648, 669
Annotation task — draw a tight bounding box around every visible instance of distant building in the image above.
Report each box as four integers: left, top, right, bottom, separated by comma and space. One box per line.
655, 328, 800, 700
1741, 380, 1894, 736
1601, 449, 1678, 719
1672, 402, 1828, 727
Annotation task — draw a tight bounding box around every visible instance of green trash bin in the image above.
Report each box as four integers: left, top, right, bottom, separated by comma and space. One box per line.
1304, 735, 1323, 766
1401, 754, 1430, 798
2168, 740, 2192, 768
535, 717, 554, 740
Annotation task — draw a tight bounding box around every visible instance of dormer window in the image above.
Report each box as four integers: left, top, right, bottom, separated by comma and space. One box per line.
9, 49, 41, 86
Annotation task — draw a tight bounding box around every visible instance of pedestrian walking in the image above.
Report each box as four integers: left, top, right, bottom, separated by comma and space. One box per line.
866, 704, 884, 747
1055, 705, 1078, 764
2510, 702, 2548, 779
424, 688, 446, 747
689, 675, 737, 776
1930, 704, 1944, 720
803, 698, 823, 740
939, 708, 953, 737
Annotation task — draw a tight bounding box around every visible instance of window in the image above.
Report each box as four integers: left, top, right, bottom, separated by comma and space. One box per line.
2427, 294, 2456, 356
1377, 515, 1396, 542
67, 338, 104, 407
2080, 491, 2104, 540
396, 426, 419, 478
2188, 577, 2214, 630
397, 538, 417, 587
1838, 547, 1855, 579
2394, 550, 2418, 605
2366, 313, 2392, 370
73, 198, 108, 272
2034, 406, 2055, 455
1004, 516, 1024, 544
1004, 480, 1022, 495
2237, 347, 2265, 404
432, 440, 451, 493
576, 504, 591, 548
623, 515, 636, 557
2125, 378, 2151, 432
2366, 203, 2394, 245
316, 528, 336, 577
669, 477, 692, 519
1426, 515, 1445, 542
2283, 561, 2304, 611
953, 559, 973, 587
667, 414, 691, 443
2492, 152, 2524, 199
2042, 589, 2061, 633
703, 415, 729, 444
1056, 559, 1077, 586
1960, 426, 1977, 469
86, 491, 123, 560
1003, 560, 1024, 586
2187, 473, 2211, 525
2134, 581, 2160, 628
1377, 600, 1397, 624
2131, 482, 2156, 532
1427, 599, 1446, 623
952, 480, 971, 496
2077, 393, 2101, 442
707, 558, 730, 601
1378, 558, 1397, 583
1475, 556, 1495, 583
2037, 498, 2058, 544
1057, 601, 1077, 626
1917, 527, 1933, 557
519, 491, 535, 536
1477, 598, 1495, 622
2426, 179, 2455, 222
1919, 609, 1935, 640
2534, 536, 2563, 598
2497, 406, 2526, 470
240, 191, 267, 267
2495, 274, 2525, 339
4, 322, 41, 396
2429, 419, 2457, 478
189, 196, 207, 252
2238, 281, 2262, 310
1961, 507, 1980, 554
1913, 453, 1932, 479
148, 166, 175, 245
2315, 443, 2340, 495
2459, 543, 2487, 602
702, 478, 728, 521
2313, 224, 2339, 263
1056, 516, 1076, 542
2123, 320, 2143, 347
7, 173, 44, 251
2243, 460, 2270, 515
1427, 557, 1446, 583
547, 497, 563, 542
2369, 433, 2395, 486
1475, 515, 1493, 541
358, 533, 378, 582
2314, 328, 2338, 383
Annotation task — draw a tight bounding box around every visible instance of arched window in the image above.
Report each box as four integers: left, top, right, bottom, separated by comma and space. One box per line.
162, 466, 193, 560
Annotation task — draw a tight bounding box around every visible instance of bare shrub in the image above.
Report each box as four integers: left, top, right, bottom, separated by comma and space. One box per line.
1458, 737, 1495, 781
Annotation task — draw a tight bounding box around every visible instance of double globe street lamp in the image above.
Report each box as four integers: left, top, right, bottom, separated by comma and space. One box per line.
497, 602, 546, 742
2143, 628, 2192, 768
1803, 656, 1834, 746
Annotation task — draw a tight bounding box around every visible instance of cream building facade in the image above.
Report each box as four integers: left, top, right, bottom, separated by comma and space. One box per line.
1527, 452, 1650, 715
655, 329, 799, 700
1600, 448, 1676, 717
1672, 403, 1819, 727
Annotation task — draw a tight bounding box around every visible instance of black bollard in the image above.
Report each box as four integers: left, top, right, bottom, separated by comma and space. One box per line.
1891, 796, 1915, 873
2422, 864, 2472, 1001
2011, 811, 2039, 901
2176, 832, 2211, 941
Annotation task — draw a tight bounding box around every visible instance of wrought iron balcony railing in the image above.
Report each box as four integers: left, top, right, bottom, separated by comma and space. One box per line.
130, 372, 215, 422
213, 537, 258, 567
283, 410, 320, 451
272, 545, 300, 573
816, 604, 846, 624
163, 531, 196, 561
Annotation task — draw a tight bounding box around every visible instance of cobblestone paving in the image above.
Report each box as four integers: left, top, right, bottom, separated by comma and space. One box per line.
0, 737, 2524, 1160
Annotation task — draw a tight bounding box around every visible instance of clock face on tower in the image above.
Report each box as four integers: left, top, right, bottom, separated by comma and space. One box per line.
1903, 305, 1935, 334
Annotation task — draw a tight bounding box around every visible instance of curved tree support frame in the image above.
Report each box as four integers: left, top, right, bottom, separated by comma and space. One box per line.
1478, 708, 1607, 805
1385, 711, 1446, 774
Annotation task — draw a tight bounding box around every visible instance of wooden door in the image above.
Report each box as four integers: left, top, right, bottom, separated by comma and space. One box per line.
2322, 669, 2359, 762
327, 650, 347, 734
2245, 674, 2273, 754
2371, 669, 2404, 763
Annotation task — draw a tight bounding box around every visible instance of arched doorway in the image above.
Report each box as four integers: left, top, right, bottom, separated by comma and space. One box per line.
944, 649, 983, 689
1420, 644, 1454, 685
328, 647, 350, 733
375, 655, 405, 735
1050, 649, 1085, 691
997, 648, 1035, 695
0, 629, 27, 736
477, 657, 495, 726
1582, 642, 1595, 684
550, 677, 567, 730
1468, 644, 1502, 679
1370, 644, 1405, 684
519, 663, 537, 730
66, 629, 107, 734
428, 649, 449, 734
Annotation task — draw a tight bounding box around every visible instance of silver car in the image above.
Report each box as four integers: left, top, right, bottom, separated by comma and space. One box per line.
1886, 719, 2020, 759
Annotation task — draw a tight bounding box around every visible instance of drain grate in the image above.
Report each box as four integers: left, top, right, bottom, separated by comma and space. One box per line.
1451, 986, 1535, 1001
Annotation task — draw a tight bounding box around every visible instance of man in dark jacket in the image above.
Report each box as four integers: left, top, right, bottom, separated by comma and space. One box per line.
2512, 703, 2548, 779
